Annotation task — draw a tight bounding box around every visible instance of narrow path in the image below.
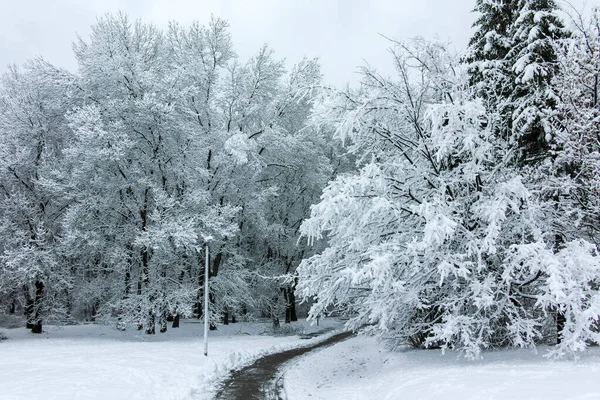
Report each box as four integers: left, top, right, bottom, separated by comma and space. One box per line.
214, 330, 354, 400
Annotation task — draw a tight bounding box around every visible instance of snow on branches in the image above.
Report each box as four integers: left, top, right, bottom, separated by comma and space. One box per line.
298, 38, 600, 358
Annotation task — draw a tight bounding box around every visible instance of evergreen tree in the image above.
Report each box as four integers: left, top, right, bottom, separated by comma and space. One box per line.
465, 0, 569, 162
508, 0, 569, 161
464, 0, 517, 140
465, 0, 516, 105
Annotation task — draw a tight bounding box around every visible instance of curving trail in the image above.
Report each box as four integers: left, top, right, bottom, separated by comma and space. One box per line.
214, 330, 354, 400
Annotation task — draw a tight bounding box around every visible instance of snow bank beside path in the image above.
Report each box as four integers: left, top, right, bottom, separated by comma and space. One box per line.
0, 318, 340, 400
284, 336, 600, 400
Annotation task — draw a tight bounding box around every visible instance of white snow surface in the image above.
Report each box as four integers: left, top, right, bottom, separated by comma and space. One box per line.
0, 318, 341, 400
284, 336, 600, 400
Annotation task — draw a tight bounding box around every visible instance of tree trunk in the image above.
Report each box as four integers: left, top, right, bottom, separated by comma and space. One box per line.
90, 303, 97, 322
272, 293, 281, 331
283, 288, 298, 323
136, 272, 143, 330
556, 309, 566, 344
9, 299, 15, 314
284, 289, 291, 324
159, 311, 168, 333
222, 309, 229, 325
31, 280, 44, 334
209, 292, 217, 330
31, 320, 43, 334
231, 314, 236, 324
289, 289, 297, 322
24, 285, 34, 329
124, 270, 131, 298
65, 288, 73, 320
172, 314, 180, 328
196, 253, 205, 318
146, 310, 156, 335
212, 252, 223, 276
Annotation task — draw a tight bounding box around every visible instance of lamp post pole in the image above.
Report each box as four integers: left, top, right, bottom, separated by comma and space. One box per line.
203, 241, 209, 356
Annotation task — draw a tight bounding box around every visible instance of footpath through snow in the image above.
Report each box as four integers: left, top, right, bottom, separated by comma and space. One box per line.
215, 330, 354, 399
283, 336, 600, 400
0, 318, 341, 400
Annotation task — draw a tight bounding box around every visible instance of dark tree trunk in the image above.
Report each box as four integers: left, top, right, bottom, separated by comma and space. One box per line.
231, 314, 236, 324
222, 310, 229, 325
196, 253, 205, 318
556, 309, 566, 344
283, 288, 298, 323
31, 280, 44, 334
31, 321, 43, 334
289, 289, 297, 322
209, 292, 217, 330
136, 271, 143, 330
124, 270, 131, 298
284, 289, 291, 324
9, 299, 15, 314
146, 310, 156, 335
159, 311, 167, 333
172, 314, 180, 328
65, 288, 73, 319
140, 193, 152, 334
90, 303, 97, 322
24, 285, 34, 329
272, 294, 281, 331
212, 252, 223, 276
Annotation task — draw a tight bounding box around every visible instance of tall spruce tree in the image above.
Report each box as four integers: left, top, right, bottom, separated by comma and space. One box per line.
465, 0, 516, 103
508, 0, 569, 162
464, 0, 517, 140
465, 0, 568, 162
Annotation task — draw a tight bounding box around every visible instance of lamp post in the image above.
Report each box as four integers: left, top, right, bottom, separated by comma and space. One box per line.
202, 236, 213, 356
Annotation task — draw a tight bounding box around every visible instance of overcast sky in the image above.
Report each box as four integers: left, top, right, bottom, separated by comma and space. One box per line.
0, 0, 588, 87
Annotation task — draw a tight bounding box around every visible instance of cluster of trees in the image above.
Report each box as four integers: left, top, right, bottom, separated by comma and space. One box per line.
1, 1, 599, 359
0, 14, 338, 334
298, 0, 600, 358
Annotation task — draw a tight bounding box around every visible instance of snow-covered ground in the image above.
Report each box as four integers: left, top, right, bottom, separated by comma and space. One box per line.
284, 336, 600, 400
0, 317, 340, 400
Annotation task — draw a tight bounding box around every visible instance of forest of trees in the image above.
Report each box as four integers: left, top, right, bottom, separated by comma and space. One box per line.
1, 0, 599, 358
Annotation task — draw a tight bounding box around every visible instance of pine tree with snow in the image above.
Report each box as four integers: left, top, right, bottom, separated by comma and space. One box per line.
464, 0, 517, 142
465, 0, 516, 108
508, 0, 569, 162
465, 0, 569, 163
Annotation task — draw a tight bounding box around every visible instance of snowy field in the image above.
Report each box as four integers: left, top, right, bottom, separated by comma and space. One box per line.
284, 336, 600, 400
0, 318, 340, 400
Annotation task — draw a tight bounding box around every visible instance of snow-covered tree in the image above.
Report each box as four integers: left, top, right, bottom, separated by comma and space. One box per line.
464, 0, 516, 109
53, 13, 333, 332
508, 0, 569, 160
63, 14, 239, 333
298, 38, 600, 358
0, 60, 78, 332
465, 0, 569, 162
543, 6, 600, 256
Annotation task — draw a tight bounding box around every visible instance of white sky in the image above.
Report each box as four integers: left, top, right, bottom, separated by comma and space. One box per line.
0, 0, 590, 87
